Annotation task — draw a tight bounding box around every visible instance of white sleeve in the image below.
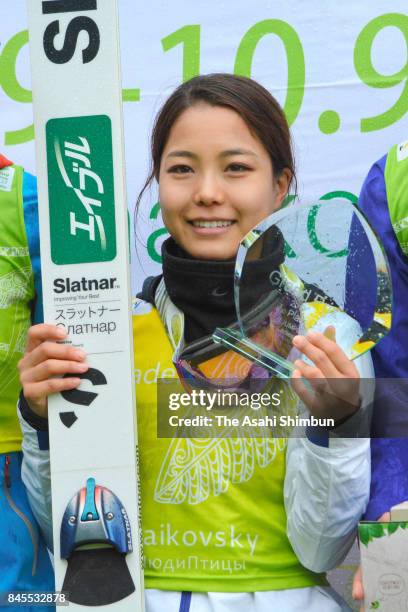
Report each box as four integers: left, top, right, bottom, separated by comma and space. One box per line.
18, 404, 54, 551
284, 349, 374, 573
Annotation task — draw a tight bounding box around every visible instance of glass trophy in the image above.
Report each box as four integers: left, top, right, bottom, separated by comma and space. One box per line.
213, 198, 392, 380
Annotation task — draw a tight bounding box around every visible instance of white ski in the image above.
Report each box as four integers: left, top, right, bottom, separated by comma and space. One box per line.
26, 1, 144, 609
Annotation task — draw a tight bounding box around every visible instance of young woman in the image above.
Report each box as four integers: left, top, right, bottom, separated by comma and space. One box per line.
18, 74, 373, 612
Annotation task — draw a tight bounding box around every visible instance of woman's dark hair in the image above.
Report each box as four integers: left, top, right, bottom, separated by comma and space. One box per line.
136, 73, 296, 214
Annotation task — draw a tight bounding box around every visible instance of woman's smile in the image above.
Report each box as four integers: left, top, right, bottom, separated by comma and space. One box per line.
187, 218, 236, 235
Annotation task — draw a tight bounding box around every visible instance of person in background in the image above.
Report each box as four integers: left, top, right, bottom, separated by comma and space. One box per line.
0, 154, 54, 610
353, 141, 408, 608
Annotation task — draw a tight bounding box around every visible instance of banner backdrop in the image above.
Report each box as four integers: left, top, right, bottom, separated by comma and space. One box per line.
1, 1, 408, 292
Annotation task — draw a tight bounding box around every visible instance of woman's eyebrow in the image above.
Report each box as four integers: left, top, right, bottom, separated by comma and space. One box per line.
166, 148, 258, 159
219, 148, 258, 158
166, 150, 197, 159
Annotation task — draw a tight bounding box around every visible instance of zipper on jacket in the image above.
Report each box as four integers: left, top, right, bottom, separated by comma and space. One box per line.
3, 454, 39, 576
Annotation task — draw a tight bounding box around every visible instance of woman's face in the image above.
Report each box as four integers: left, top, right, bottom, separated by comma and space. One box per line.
159, 102, 290, 260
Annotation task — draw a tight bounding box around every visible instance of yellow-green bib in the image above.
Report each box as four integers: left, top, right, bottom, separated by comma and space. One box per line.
0, 164, 35, 453
385, 141, 408, 256
133, 303, 326, 592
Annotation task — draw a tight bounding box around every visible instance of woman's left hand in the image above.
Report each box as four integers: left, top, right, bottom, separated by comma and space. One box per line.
291, 326, 361, 424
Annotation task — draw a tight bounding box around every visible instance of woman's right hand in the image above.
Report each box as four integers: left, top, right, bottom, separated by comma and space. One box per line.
18, 324, 89, 419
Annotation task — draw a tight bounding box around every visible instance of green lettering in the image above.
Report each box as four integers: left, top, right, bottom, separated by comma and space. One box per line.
0, 30, 34, 145
162, 25, 201, 82
234, 20, 305, 126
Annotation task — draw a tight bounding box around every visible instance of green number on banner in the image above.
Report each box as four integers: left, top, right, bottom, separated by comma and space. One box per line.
147, 202, 168, 263
354, 13, 408, 132
320, 190, 358, 205
147, 227, 169, 263
307, 191, 357, 258
162, 25, 201, 82
0, 30, 34, 145
234, 19, 305, 126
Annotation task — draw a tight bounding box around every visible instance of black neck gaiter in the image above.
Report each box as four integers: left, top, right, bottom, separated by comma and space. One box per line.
161, 230, 285, 344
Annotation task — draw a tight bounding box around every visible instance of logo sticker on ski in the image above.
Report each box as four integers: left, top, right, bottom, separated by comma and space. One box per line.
46, 115, 117, 265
